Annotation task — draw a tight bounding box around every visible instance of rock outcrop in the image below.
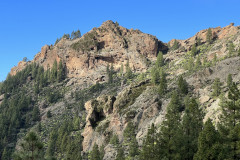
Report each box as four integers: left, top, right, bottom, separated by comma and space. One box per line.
168, 23, 239, 52
10, 20, 167, 87
82, 81, 162, 156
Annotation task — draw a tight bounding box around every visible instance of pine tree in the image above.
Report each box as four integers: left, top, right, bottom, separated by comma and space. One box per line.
228, 41, 235, 57
187, 57, 194, 71
151, 67, 159, 85
116, 145, 125, 160
37, 122, 42, 133
13, 132, 44, 160
57, 60, 65, 82
227, 74, 233, 89
73, 116, 80, 131
156, 51, 164, 67
99, 145, 105, 160
76, 29, 81, 38
51, 60, 58, 82
196, 37, 201, 46
194, 55, 201, 70
172, 40, 179, 50
178, 75, 188, 95
46, 130, 58, 158
32, 106, 40, 121
60, 133, 68, 153
158, 68, 167, 95
89, 143, 101, 160
1, 147, 9, 160
158, 91, 182, 159
206, 28, 213, 44
110, 134, 119, 146
125, 60, 132, 79
47, 110, 52, 118
191, 44, 197, 56
194, 119, 223, 160
212, 78, 221, 97
180, 98, 204, 160
140, 124, 158, 160
218, 82, 240, 160
54, 38, 60, 45
123, 122, 139, 158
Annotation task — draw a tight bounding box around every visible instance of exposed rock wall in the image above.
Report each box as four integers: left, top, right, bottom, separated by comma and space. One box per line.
10, 20, 167, 87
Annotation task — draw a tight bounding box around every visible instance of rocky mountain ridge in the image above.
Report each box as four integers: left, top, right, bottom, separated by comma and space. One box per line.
2, 21, 240, 160
10, 20, 167, 88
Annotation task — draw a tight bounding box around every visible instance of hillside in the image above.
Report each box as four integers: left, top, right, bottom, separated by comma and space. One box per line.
0, 21, 240, 160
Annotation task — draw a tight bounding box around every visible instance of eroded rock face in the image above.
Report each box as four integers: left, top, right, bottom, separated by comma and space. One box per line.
10, 20, 167, 87
81, 81, 162, 156
10, 61, 29, 76
82, 95, 116, 151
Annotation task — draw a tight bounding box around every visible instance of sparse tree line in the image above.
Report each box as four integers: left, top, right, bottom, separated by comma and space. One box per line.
55, 29, 81, 45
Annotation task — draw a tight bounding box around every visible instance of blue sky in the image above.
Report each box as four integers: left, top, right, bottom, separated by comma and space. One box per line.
0, 0, 239, 81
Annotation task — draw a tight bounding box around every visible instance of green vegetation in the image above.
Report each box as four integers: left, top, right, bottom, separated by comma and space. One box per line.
218, 82, 240, 160
206, 28, 213, 44
125, 60, 133, 79
212, 78, 222, 97
156, 51, 164, 67
123, 122, 139, 159
178, 75, 188, 95
191, 44, 198, 56
1, 23, 240, 160
140, 124, 158, 160
13, 132, 44, 160
107, 63, 114, 84
228, 41, 235, 57
172, 39, 180, 50
71, 31, 98, 52
158, 91, 182, 159
194, 119, 223, 160
89, 143, 101, 160
71, 29, 81, 39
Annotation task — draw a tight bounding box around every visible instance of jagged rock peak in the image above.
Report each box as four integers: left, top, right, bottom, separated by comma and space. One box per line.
10, 20, 167, 88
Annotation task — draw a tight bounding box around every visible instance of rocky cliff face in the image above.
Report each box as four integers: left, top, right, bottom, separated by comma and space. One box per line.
10, 20, 167, 87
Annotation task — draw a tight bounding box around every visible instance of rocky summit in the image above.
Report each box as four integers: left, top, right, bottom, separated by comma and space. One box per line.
1, 21, 240, 160
10, 20, 167, 88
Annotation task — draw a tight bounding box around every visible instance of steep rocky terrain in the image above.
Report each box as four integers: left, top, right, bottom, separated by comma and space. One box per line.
1, 21, 240, 159
10, 20, 167, 88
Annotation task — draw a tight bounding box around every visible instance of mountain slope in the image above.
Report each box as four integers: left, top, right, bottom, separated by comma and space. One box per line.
0, 21, 240, 159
